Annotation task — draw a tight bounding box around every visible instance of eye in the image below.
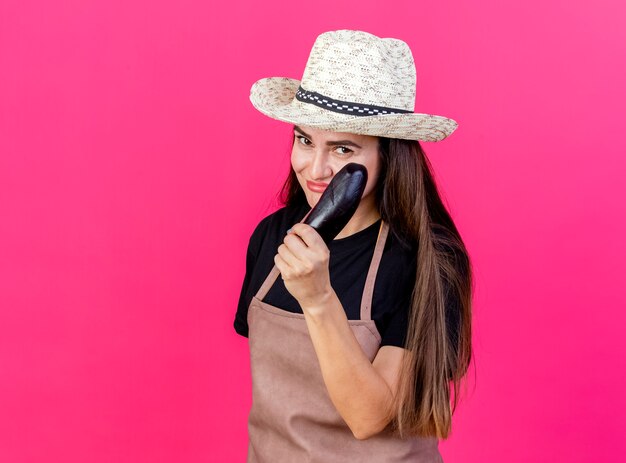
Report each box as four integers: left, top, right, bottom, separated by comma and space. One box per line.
296, 135, 312, 146
335, 146, 353, 156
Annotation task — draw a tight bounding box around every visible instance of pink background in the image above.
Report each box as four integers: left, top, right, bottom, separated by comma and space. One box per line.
1, 0, 625, 461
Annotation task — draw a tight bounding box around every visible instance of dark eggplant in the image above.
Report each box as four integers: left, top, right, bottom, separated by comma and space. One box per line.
303, 163, 368, 243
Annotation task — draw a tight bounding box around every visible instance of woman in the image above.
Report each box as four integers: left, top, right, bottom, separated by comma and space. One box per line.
234, 30, 473, 462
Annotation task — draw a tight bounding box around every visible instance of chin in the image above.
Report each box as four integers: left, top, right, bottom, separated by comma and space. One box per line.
305, 196, 318, 208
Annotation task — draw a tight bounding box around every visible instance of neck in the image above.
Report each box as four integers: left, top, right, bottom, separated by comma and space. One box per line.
333, 198, 381, 239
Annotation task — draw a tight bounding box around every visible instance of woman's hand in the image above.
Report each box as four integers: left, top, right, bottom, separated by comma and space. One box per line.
274, 223, 333, 310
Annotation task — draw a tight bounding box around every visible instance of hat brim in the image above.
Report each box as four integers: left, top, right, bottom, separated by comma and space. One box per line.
249, 77, 458, 142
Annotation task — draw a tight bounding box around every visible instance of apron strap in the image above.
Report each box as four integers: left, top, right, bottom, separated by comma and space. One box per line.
255, 265, 281, 302
360, 220, 389, 321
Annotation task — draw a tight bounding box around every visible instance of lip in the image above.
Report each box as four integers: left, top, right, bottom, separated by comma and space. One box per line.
306, 180, 329, 193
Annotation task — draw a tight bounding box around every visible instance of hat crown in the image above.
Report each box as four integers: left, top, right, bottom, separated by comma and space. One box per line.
300, 30, 416, 111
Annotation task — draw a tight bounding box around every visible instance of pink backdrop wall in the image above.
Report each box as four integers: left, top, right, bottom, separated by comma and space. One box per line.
1, 0, 625, 461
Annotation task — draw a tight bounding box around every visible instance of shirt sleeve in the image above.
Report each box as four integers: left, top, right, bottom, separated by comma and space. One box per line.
379, 269, 463, 350
378, 244, 417, 348
233, 236, 257, 338
379, 291, 412, 348
233, 217, 268, 338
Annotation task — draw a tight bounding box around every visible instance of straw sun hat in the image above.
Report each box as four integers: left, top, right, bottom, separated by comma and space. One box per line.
249, 30, 458, 142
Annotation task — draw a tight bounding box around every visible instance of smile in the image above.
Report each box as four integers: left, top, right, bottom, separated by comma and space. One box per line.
306, 180, 329, 193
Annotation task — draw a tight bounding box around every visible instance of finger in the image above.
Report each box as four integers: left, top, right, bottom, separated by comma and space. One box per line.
283, 232, 309, 255
274, 253, 289, 277
284, 232, 319, 269
289, 223, 326, 249
285, 226, 308, 247
277, 243, 302, 269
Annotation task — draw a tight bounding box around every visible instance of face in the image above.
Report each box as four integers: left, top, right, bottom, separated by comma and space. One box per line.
291, 125, 381, 214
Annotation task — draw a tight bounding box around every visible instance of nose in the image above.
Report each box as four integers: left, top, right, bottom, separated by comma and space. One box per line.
309, 149, 333, 181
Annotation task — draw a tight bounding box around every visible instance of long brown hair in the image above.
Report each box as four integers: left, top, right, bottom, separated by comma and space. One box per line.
279, 129, 474, 439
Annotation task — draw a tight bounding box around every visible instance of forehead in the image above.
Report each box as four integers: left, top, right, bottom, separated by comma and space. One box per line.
294, 125, 378, 144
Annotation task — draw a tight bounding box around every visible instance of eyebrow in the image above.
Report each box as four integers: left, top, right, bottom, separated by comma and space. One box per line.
294, 126, 363, 149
